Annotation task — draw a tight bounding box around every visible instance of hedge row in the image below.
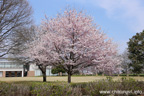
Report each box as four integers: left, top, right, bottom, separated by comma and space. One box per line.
0, 77, 144, 96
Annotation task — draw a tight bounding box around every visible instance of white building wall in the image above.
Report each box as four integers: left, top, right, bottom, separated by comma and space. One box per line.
29, 64, 36, 71
32, 65, 57, 76
35, 69, 42, 76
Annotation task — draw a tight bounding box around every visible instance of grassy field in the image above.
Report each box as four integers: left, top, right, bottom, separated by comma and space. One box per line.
0, 76, 144, 82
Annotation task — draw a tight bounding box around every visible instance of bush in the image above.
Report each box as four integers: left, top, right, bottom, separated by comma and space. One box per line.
118, 74, 144, 77
51, 65, 66, 75
139, 74, 144, 77
0, 78, 144, 96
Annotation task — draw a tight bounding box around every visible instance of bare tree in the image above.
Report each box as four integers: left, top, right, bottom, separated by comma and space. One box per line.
10, 25, 37, 55
0, 0, 33, 57
9, 25, 37, 77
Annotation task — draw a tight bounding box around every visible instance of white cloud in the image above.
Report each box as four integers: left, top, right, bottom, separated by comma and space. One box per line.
96, 0, 144, 32
70, 0, 144, 32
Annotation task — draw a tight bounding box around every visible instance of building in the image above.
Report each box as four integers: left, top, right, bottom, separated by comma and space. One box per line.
0, 58, 57, 77
0, 58, 24, 77
28, 64, 57, 76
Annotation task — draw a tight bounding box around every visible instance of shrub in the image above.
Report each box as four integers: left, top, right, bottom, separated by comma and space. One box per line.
0, 78, 144, 96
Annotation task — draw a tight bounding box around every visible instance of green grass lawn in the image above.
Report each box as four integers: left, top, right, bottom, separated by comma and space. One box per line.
0, 76, 144, 83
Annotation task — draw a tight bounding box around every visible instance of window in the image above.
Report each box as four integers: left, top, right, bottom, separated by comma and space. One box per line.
0, 62, 23, 68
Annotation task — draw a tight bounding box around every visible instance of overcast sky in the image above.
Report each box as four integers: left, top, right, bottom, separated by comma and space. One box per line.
28, 0, 144, 53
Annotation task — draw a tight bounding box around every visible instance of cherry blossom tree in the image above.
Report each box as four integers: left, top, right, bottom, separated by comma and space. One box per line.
88, 54, 122, 76
23, 34, 60, 82
25, 9, 121, 83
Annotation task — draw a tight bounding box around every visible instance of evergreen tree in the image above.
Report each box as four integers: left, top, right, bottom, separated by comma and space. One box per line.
127, 30, 144, 74
51, 65, 66, 75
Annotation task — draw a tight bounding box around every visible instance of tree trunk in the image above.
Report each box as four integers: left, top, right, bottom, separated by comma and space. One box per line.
68, 73, 71, 83
38, 65, 47, 82
43, 71, 46, 82
67, 65, 72, 83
